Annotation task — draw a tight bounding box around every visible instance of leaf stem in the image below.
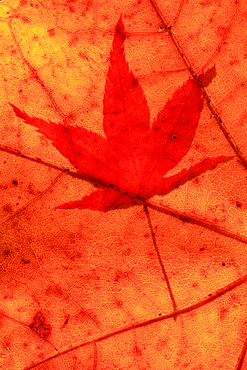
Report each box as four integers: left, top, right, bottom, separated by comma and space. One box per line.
143, 205, 178, 319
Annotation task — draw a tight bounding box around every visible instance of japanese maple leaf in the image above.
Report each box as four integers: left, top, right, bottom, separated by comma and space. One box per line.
10, 17, 232, 212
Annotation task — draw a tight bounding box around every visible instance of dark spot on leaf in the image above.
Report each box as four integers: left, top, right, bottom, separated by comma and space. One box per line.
21, 258, 31, 264
222, 262, 225, 266
3, 204, 13, 213
12, 180, 18, 185
61, 315, 70, 328
48, 28, 55, 37
29, 311, 51, 340
3, 249, 11, 256
193, 177, 199, 184
199, 247, 205, 251
236, 201, 242, 208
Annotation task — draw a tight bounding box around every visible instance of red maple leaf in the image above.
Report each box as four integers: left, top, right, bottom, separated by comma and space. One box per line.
10, 17, 232, 212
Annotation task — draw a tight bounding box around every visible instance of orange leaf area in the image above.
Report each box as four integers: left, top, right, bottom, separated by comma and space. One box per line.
0, 1, 247, 370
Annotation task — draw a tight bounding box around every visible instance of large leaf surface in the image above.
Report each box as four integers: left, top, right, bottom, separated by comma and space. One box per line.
0, 1, 247, 369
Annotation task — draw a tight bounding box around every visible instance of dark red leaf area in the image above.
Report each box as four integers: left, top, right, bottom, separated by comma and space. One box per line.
10, 17, 232, 212
29, 311, 51, 340
198, 65, 217, 87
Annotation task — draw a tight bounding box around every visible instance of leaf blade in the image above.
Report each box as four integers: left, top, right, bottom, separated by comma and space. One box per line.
150, 78, 204, 175
103, 16, 150, 155
9, 103, 119, 185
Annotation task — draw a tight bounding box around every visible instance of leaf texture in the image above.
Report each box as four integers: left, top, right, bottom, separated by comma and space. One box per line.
0, 2, 247, 370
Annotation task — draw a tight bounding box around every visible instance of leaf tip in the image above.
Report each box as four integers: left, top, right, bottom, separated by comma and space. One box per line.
115, 15, 126, 42
198, 65, 217, 87
9, 103, 29, 123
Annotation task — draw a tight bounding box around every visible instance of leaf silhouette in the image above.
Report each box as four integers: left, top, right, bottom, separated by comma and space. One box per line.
1, 1, 247, 370
10, 17, 231, 212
